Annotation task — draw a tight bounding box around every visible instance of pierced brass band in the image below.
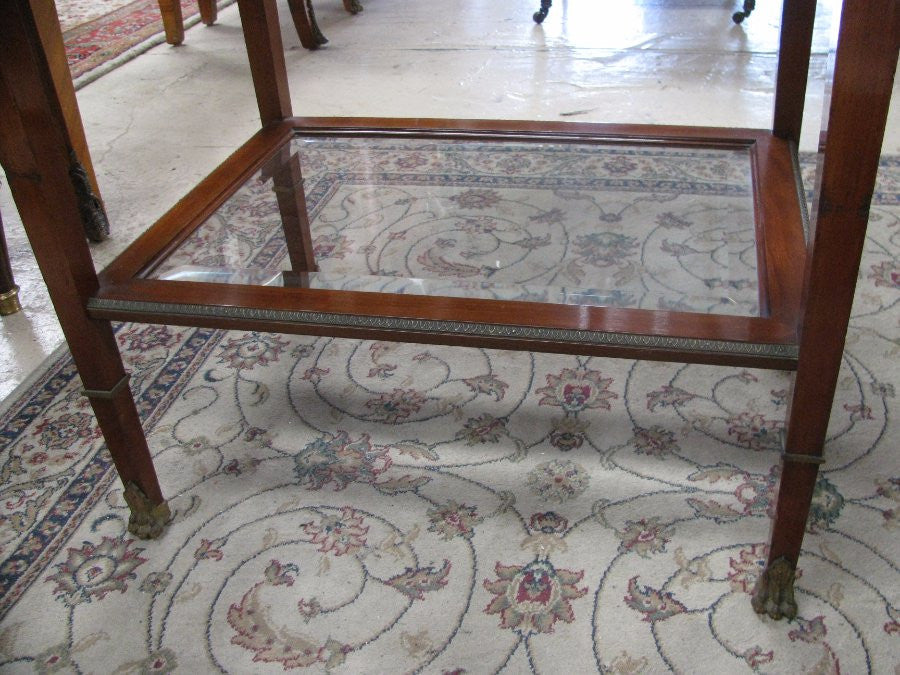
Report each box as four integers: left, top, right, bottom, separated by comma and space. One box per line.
781, 451, 825, 465
81, 373, 131, 400
777, 429, 825, 465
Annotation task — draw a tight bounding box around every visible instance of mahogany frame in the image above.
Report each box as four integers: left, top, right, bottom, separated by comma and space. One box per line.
91, 118, 806, 370
1, 0, 897, 621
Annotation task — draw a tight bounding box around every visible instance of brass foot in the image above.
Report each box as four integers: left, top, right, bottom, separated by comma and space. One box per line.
751, 556, 798, 620
0, 285, 22, 315
123, 481, 171, 539
343, 0, 363, 13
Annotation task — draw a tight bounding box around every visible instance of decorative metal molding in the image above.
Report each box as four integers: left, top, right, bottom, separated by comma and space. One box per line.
781, 451, 825, 465
81, 373, 131, 400
790, 142, 811, 242
777, 428, 825, 464
88, 297, 800, 361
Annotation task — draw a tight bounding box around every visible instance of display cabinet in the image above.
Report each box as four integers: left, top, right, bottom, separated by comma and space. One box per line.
0, 0, 896, 620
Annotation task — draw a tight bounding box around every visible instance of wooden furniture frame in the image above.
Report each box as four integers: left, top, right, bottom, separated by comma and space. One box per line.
1, 0, 896, 621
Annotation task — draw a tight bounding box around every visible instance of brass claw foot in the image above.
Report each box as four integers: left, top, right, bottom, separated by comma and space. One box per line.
123, 481, 171, 539
751, 556, 798, 620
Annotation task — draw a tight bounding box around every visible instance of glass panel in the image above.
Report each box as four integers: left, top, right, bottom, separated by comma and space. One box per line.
149, 134, 761, 316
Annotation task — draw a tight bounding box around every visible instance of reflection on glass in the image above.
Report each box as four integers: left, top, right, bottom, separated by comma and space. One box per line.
150, 135, 760, 316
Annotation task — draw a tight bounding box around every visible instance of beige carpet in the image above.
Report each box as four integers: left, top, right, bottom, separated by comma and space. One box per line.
0, 140, 897, 672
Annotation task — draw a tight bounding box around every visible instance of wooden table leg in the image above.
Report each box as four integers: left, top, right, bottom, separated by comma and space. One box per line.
158, 0, 186, 45
31, 0, 109, 242
263, 147, 318, 275
198, 0, 217, 25
0, 0, 169, 537
751, 0, 899, 620
159, 1, 220, 45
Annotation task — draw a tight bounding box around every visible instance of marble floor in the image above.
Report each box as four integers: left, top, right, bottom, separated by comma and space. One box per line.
0, 0, 897, 402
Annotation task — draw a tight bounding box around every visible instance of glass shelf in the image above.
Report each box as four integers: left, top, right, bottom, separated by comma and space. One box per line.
149, 135, 761, 316
92, 119, 807, 369
4, 0, 893, 616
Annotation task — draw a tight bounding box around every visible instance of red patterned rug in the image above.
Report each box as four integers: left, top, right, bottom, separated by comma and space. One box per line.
62, 0, 229, 84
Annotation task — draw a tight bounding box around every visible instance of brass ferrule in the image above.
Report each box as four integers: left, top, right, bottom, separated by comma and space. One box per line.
0, 285, 22, 316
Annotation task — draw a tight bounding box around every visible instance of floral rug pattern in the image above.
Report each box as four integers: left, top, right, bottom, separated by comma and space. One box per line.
0, 151, 897, 673
156, 138, 762, 315
59, 0, 232, 82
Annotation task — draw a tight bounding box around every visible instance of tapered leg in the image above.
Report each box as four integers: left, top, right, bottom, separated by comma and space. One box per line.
772, 0, 817, 144
263, 147, 318, 274
0, 0, 169, 537
31, 0, 109, 242
237, 0, 293, 125
158, 0, 185, 45
752, 461, 817, 619
198, 0, 217, 25
753, 0, 899, 619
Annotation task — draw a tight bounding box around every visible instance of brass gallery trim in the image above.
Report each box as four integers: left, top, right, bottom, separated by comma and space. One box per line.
790, 143, 811, 243
81, 373, 131, 400
781, 451, 826, 465
87, 298, 800, 360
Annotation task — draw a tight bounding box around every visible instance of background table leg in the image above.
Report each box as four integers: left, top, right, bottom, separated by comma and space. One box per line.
0, 204, 22, 316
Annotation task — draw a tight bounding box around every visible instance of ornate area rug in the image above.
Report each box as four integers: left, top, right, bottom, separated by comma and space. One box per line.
59, 0, 233, 84
0, 147, 897, 673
